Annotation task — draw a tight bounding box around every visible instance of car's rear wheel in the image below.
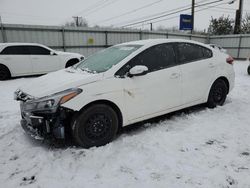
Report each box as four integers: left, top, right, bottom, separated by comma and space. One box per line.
71, 104, 118, 148
207, 79, 228, 108
0, 65, 11, 80
247, 65, 250, 75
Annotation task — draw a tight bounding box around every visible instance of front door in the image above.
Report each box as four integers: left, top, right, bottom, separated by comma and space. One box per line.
116, 43, 182, 122
0, 45, 32, 76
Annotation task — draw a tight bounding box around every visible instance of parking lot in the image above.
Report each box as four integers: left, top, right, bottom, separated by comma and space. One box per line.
0, 60, 249, 187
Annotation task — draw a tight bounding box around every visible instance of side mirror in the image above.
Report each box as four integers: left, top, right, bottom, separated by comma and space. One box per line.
128, 65, 148, 77
50, 51, 57, 56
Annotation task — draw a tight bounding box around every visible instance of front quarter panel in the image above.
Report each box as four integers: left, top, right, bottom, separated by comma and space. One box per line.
61, 77, 129, 125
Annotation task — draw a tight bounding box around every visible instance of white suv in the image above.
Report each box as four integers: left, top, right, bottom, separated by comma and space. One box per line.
15, 39, 235, 148
0, 43, 84, 80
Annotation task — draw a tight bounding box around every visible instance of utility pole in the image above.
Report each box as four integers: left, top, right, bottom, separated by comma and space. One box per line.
73, 16, 81, 27
191, 0, 195, 33
0, 15, 6, 43
150, 23, 153, 31
234, 0, 244, 34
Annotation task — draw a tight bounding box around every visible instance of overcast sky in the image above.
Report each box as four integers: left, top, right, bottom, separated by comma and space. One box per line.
0, 0, 249, 31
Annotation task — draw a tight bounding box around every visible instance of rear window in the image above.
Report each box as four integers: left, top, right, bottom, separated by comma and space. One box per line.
28, 46, 50, 55
177, 43, 212, 64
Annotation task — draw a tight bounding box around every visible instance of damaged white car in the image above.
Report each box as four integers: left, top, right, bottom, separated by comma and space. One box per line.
14, 39, 235, 148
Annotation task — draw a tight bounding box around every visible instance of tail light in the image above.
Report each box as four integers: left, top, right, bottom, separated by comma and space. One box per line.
226, 56, 234, 65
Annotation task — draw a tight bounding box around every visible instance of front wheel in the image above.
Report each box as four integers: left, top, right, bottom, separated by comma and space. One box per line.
0, 65, 10, 80
71, 104, 119, 148
247, 65, 250, 75
207, 79, 228, 108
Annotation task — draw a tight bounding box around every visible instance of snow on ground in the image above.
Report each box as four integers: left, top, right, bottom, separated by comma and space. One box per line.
0, 61, 250, 188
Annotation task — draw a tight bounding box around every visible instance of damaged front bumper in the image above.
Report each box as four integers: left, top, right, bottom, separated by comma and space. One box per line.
20, 103, 73, 140
15, 88, 82, 141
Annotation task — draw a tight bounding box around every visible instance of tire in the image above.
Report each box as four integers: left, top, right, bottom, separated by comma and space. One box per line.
71, 104, 119, 148
0, 65, 11, 80
248, 65, 250, 75
207, 79, 228, 108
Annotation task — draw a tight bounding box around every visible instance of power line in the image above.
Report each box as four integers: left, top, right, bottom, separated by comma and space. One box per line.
114, 3, 192, 26
76, 0, 107, 15
120, 0, 223, 28
113, 0, 211, 27
127, 0, 235, 30
82, 0, 120, 17
93, 0, 164, 25
62, 0, 108, 23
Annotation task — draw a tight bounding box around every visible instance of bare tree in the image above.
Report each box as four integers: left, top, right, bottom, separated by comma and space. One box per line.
65, 17, 88, 27
241, 13, 250, 34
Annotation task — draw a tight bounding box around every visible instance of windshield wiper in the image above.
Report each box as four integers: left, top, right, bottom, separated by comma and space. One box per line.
80, 68, 95, 74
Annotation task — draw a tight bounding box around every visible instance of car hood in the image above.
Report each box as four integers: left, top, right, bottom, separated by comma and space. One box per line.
56, 51, 82, 57
19, 68, 102, 98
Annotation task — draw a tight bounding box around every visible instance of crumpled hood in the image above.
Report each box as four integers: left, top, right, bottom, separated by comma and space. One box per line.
19, 68, 102, 98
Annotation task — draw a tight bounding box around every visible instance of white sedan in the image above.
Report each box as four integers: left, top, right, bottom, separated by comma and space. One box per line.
15, 39, 235, 148
0, 43, 84, 80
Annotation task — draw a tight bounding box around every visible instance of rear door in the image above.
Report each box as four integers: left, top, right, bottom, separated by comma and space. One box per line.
28, 45, 60, 74
176, 42, 215, 105
0, 45, 32, 76
116, 43, 182, 121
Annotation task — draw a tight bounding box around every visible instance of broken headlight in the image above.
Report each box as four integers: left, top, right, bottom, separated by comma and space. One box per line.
23, 88, 82, 112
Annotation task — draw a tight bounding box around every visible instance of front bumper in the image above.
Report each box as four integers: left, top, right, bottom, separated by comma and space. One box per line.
20, 105, 73, 140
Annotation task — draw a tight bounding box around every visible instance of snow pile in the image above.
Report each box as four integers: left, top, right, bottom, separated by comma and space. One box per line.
0, 61, 250, 188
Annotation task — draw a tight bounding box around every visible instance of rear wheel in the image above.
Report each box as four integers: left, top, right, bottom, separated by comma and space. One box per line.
71, 104, 118, 148
207, 79, 228, 108
247, 65, 250, 75
0, 65, 10, 80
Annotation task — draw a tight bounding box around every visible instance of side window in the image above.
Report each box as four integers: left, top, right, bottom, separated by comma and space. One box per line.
0, 46, 29, 55
202, 47, 213, 58
177, 43, 212, 64
28, 46, 50, 55
115, 43, 176, 77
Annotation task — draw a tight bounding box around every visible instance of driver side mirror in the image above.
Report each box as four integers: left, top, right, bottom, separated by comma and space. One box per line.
50, 51, 57, 56
128, 65, 149, 77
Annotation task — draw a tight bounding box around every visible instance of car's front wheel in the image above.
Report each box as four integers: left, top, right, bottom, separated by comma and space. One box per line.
247, 65, 250, 75
71, 104, 119, 148
0, 65, 11, 81
207, 79, 228, 108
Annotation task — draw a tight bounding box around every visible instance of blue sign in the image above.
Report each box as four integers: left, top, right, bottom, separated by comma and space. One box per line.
179, 14, 193, 30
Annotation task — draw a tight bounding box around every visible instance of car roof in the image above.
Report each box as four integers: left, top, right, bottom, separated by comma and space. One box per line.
0, 43, 49, 52
117, 39, 208, 48
0, 42, 45, 47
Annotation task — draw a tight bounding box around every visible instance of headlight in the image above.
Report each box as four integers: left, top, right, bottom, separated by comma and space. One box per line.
23, 88, 82, 112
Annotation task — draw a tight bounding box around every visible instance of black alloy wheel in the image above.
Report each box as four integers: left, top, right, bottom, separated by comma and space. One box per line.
72, 104, 118, 148
207, 79, 228, 108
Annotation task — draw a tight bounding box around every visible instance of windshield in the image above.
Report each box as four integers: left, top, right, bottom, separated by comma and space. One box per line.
75, 45, 142, 73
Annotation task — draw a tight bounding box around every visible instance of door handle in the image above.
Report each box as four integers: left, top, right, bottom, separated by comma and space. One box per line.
3, 57, 11, 60
31, 57, 39, 60
170, 73, 180, 79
